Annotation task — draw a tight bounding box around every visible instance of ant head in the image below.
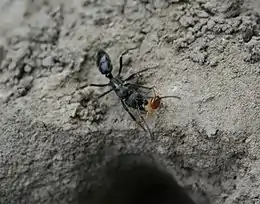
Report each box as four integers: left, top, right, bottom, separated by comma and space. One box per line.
97, 49, 113, 75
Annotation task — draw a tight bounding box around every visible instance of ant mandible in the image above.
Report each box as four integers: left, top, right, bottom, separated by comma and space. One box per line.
86, 46, 180, 138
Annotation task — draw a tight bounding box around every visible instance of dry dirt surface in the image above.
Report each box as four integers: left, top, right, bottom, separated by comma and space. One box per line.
0, 0, 260, 204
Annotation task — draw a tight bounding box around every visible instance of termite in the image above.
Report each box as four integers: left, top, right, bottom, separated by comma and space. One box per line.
144, 88, 181, 117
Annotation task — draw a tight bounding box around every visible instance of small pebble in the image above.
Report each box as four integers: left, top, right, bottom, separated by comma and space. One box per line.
42, 56, 53, 67
179, 15, 195, 27
207, 34, 215, 40
24, 65, 33, 73
197, 10, 209, 18
207, 20, 216, 30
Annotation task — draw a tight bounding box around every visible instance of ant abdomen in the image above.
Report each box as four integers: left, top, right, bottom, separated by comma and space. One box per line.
97, 50, 113, 75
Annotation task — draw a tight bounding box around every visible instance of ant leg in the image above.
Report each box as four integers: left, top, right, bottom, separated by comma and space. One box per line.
123, 67, 156, 82
121, 100, 147, 132
118, 46, 139, 76
128, 84, 154, 90
125, 82, 154, 90
89, 83, 110, 87
78, 83, 109, 90
95, 89, 113, 100
136, 106, 154, 139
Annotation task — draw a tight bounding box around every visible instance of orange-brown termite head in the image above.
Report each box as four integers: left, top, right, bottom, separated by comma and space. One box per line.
144, 88, 181, 117
145, 96, 161, 117
149, 95, 161, 109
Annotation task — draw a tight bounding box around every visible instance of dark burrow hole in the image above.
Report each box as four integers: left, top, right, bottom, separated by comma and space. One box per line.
78, 154, 199, 204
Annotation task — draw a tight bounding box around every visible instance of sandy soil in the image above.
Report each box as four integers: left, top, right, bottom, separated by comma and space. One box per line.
0, 0, 260, 203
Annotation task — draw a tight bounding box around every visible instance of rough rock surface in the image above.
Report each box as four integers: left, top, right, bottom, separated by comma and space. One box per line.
0, 0, 260, 203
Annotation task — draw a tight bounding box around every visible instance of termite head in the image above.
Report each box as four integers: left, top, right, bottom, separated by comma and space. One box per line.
151, 96, 161, 109
144, 88, 181, 117
144, 89, 162, 117
146, 96, 161, 111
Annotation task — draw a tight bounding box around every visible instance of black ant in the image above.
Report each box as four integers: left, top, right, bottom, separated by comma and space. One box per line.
84, 47, 181, 138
